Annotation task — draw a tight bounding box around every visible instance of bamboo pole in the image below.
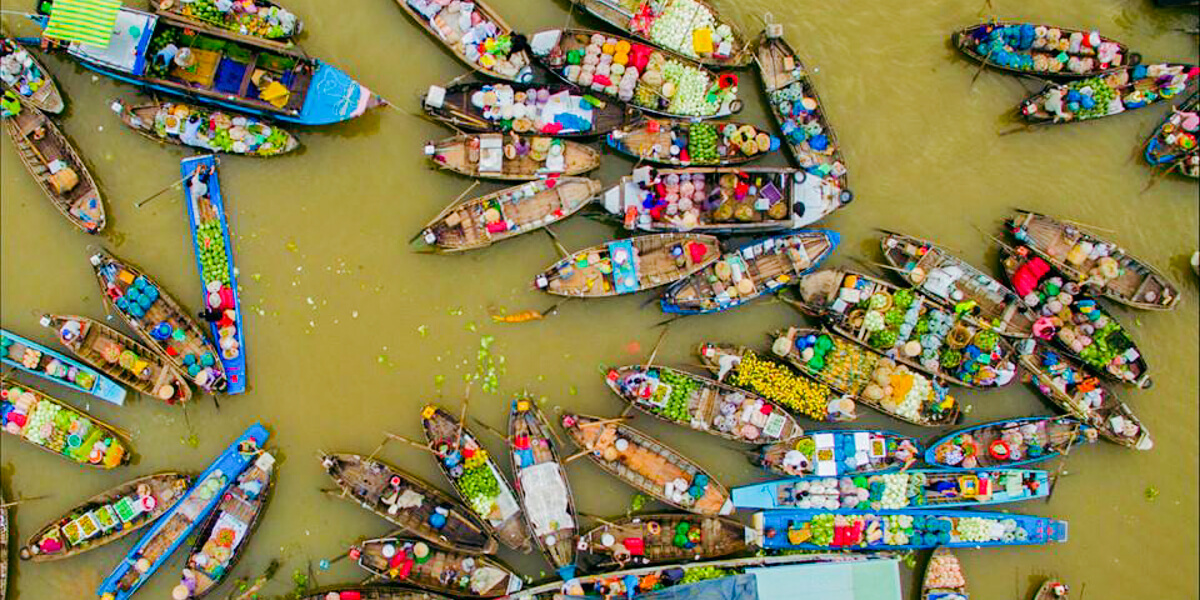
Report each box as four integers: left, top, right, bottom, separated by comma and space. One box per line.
383, 432, 439, 456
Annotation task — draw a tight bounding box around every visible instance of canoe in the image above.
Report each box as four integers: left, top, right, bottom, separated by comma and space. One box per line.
112, 98, 300, 157
319, 453, 497, 555
732, 468, 1050, 511
353, 536, 523, 597
751, 508, 1068, 550
507, 397, 577, 579
416, 177, 601, 253
41, 314, 193, 405
1144, 90, 1198, 178
695, 342, 857, 423
96, 423, 269, 600
755, 429, 922, 479
297, 589, 451, 600
793, 269, 1021, 389
567, 0, 751, 68
560, 413, 733, 516
607, 119, 779, 166
53, 7, 379, 125
881, 231, 1036, 338
422, 405, 533, 553
577, 513, 750, 568
1, 328, 126, 405
19, 473, 191, 562
2, 103, 105, 233
999, 246, 1152, 388
1008, 210, 1181, 310
922, 547, 968, 600
1033, 579, 1071, 600
925, 416, 1097, 469
604, 365, 805, 445
954, 22, 1136, 79
529, 28, 743, 119
1, 36, 63, 113
755, 28, 849, 190
1019, 63, 1197, 124
182, 155, 247, 394
426, 133, 600, 181
534, 233, 720, 298
661, 230, 840, 315
422, 82, 633, 138
89, 250, 229, 394
0, 376, 132, 469
392, 0, 532, 83
153, 0, 302, 42
175, 451, 275, 599
766, 329, 960, 427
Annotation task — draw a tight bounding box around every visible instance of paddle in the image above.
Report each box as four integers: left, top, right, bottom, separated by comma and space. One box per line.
543, 225, 570, 259
134, 169, 195, 208
0, 494, 49, 509
382, 432, 439, 456
472, 416, 512, 445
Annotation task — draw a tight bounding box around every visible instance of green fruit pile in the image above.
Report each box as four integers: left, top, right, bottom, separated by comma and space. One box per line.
808, 513, 835, 546
654, 370, 696, 423
730, 351, 830, 420
680, 565, 731, 584
458, 451, 500, 512
195, 220, 231, 285
687, 122, 719, 164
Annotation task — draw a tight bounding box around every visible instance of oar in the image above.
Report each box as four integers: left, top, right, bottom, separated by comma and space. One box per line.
383, 432, 439, 456
0, 494, 49, 508
563, 448, 592, 464
578, 415, 631, 429
972, 224, 1018, 255
577, 511, 620, 528
455, 382, 473, 446
133, 171, 193, 208
472, 416, 512, 445
543, 225, 570, 259
643, 325, 670, 370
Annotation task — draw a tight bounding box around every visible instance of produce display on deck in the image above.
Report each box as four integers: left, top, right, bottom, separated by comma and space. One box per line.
1, 36, 61, 113
755, 509, 1069, 550
169, 0, 300, 39
451, 83, 605, 135
701, 345, 849, 422
607, 119, 778, 165
958, 23, 1130, 76
1021, 63, 1197, 123
114, 100, 298, 157
622, 0, 741, 63
1, 381, 129, 468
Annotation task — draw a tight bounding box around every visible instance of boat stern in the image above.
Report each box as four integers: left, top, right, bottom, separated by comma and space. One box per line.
1048, 519, 1069, 543
748, 511, 766, 547
731, 482, 778, 510
298, 60, 380, 125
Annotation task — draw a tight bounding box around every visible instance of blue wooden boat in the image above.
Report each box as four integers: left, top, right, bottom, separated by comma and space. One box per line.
1, 329, 126, 405
925, 416, 1097, 470
181, 155, 246, 395
732, 468, 1050, 511
96, 422, 269, 600
750, 508, 1068, 550
756, 429, 922, 479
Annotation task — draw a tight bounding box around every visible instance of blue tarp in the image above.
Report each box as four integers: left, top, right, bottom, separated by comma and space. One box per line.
635, 575, 757, 600
747, 559, 902, 600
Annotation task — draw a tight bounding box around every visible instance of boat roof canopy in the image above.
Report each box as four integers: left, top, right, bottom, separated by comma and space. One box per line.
67, 8, 156, 75
44, 0, 122, 47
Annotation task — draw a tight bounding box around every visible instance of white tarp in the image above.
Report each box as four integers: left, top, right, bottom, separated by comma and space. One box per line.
518, 462, 572, 536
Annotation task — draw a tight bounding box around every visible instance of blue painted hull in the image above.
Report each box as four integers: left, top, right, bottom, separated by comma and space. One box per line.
1, 329, 126, 405
924, 416, 1095, 470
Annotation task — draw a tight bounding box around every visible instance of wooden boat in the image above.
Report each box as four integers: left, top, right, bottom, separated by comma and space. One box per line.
1008, 210, 1181, 310
921, 547, 968, 600
534, 233, 720, 298
296, 588, 455, 600
661, 230, 840, 315
999, 247, 1151, 388
352, 536, 523, 597
1144, 90, 1198, 178
0, 376, 132, 468
89, 249, 228, 394
926, 416, 1097, 469
567, 0, 751, 68
604, 365, 804, 445
507, 397, 577, 579
392, 0, 532, 83
175, 451, 275, 599
694, 342, 856, 423
422, 405, 532, 553
0, 487, 6, 600
751, 508, 1068, 550
112, 98, 300, 157
152, 0, 302, 42
881, 231, 1036, 338
182, 155, 247, 394
416, 177, 601, 253
426, 133, 600, 181
96, 423, 269, 600
1032, 579, 1070, 600
954, 22, 1136, 79
755, 28, 849, 190
1, 328, 126, 405
19, 473, 191, 562
2, 103, 106, 233
607, 119, 778, 166
1, 36, 64, 113
793, 269, 1021, 389
754, 429, 921, 479
422, 82, 632, 138
578, 513, 749, 568
734, 469, 1049, 511
560, 413, 733, 516
1019, 63, 1197, 124
319, 453, 497, 555
529, 28, 742, 119
41, 314, 192, 405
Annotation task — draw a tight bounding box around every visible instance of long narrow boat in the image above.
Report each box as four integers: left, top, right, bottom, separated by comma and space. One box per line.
1, 36, 63, 113
954, 22, 1135, 79
1009, 211, 1181, 310
392, 0, 532, 83
422, 405, 532, 553
112, 98, 300, 157
19, 473, 191, 562
567, 0, 751, 68
2, 328, 126, 405
422, 82, 633, 138
0, 376, 131, 469
2, 103, 106, 233
534, 233, 720, 298
1033, 579, 1071, 600
751, 508, 1068, 551
181, 155, 247, 394
922, 547, 968, 600
0, 487, 7, 600
577, 513, 750, 568
416, 177, 601, 253
925, 416, 1096, 469
607, 119, 778, 166
754, 429, 922, 479
89, 250, 228, 394
352, 536, 523, 597
507, 397, 577, 579
296, 588, 456, 600
152, 0, 302, 42
695, 342, 858, 423
755, 27, 849, 190
1144, 90, 1198, 178
602, 167, 849, 234
96, 423, 269, 600
1019, 63, 1197, 124
426, 133, 600, 181
661, 230, 840, 315
529, 28, 742, 119
880, 231, 1035, 338
732, 468, 1050, 511
604, 365, 805, 445
319, 453, 497, 555
560, 413, 734, 516
41, 314, 193, 405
